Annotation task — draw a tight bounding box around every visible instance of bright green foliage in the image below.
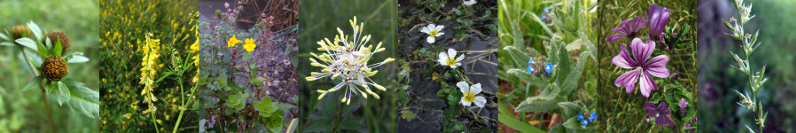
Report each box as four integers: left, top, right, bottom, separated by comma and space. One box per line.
226, 93, 248, 111
266, 110, 284, 133
254, 97, 278, 118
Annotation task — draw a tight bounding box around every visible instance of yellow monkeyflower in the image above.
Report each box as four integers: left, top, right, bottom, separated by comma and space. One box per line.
228, 35, 241, 47
244, 38, 256, 52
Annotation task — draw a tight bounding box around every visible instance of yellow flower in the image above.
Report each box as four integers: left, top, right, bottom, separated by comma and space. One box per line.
102, 78, 107, 83
228, 35, 241, 47
243, 38, 256, 52
125, 113, 131, 119
157, 119, 162, 124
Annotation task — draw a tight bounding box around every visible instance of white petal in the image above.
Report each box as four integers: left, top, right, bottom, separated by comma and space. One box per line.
438, 52, 449, 66
453, 62, 461, 68
456, 81, 469, 93
474, 96, 487, 108
461, 97, 471, 107
470, 83, 482, 94
447, 48, 457, 60
427, 36, 435, 43
435, 25, 445, 31
421, 26, 431, 34
456, 54, 465, 62
436, 32, 445, 37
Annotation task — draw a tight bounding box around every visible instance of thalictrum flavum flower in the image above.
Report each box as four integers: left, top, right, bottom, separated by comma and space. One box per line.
307, 16, 394, 105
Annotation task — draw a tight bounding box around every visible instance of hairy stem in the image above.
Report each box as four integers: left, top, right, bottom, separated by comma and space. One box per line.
20, 46, 54, 132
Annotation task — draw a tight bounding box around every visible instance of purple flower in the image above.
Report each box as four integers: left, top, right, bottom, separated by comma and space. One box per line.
648, 4, 670, 42
612, 38, 670, 97
680, 98, 688, 112
644, 101, 675, 128
606, 16, 647, 43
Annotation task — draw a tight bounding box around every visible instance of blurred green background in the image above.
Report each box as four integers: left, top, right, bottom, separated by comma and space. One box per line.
698, 0, 796, 132
298, 0, 398, 132
0, 0, 100, 132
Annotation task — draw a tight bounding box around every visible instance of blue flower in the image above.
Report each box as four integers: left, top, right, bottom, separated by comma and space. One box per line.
529, 58, 535, 65
589, 112, 597, 122
545, 63, 554, 73
541, 7, 550, 20
577, 112, 583, 121
581, 119, 589, 126
527, 65, 536, 74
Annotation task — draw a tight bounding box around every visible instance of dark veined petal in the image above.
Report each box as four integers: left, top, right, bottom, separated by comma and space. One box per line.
648, 4, 670, 36
638, 71, 658, 97
612, 44, 638, 68
645, 55, 670, 78
644, 101, 657, 118
630, 38, 655, 65
606, 34, 627, 43
615, 69, 639, 93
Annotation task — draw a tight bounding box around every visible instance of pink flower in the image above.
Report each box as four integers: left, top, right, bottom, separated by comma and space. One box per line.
612, 38, 670, 97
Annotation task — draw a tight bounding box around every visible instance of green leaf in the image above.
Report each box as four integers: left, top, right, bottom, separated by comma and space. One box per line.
498, 113, 546, 133
27, 21, 42, 41
400, 108, 417, 122
38, 38, 49, 58
217, 73, 228, 87
558, 102, 582, 117
15, 38, 38, 51
506, 69, 549, 87
339, 117, 366, 132
559, 51, 589, 96
58, 81, 70, 100
554, 43, 573, 86
60, 80, 100, 118
503, 46, 530, 67
53, 39, 62, 56
565, 39, 583, 51
515, 94, 563, 113
562, 117, 595, 132
0, 32, 8, 41
22, 76, 43, 91
66, 55, 90, 63
285, 118, 298, 133
649, 92, 663, 103
250, 77, 265, 86
304, 119, 333, 132
277, 103, 296, 112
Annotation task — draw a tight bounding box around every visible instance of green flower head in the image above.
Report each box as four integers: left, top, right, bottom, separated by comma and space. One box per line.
226, 93, 247, 111
254, 97, 278, 117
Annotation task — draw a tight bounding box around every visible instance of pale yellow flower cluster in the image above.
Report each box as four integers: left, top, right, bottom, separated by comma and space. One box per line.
140, 33, 162, 111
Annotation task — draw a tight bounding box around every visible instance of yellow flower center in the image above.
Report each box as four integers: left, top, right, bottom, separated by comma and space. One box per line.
446, 57, 457, 66
429, 30, 439, 38
464, 91, 475, 103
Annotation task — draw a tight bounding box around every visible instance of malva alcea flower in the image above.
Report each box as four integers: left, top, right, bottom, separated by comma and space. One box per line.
307, 16, 394, 105
612, 38, 669, 97
457, 81, 486, 108
438, 48, 465, 69
644, 101, 675, 128
228, 35, 241, 47
421, 24, 445, 43
648, 4, 670, 42
244, 38, 256, 52
680, 98, 688, 112
606, 16, 647, 43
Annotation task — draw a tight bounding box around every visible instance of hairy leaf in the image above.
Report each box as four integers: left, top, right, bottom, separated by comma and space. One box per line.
60, 80, 99, 118
515, 94, 563, 113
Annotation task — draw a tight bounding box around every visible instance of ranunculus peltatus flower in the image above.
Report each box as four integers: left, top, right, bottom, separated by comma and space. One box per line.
45, 32, 71, 53
11, 25, 31, 40
43, 55, 68, 81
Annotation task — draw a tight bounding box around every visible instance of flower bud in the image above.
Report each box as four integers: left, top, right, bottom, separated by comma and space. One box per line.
11, 25, 31, 40
45, 32, 71, 53
43, 56, 68, 81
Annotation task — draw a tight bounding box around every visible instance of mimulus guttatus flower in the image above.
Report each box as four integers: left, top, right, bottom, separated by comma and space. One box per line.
606, 16, 647, 43
307, 16, 394, 105
463, 0, 476, 6
421, 24, 445, 43
457, 81, 486, 108
612, 38, 669, 97
644, 101, 675, 128
228, 35, 241, 47
438, 48, 465, 69
244, 38, 256, 52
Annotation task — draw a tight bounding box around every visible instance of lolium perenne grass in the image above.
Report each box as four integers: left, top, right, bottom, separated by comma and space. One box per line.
99, 0, 199, 132
496, 0, 599, 132
597, 0, 696, 132
0, 0, 99, 132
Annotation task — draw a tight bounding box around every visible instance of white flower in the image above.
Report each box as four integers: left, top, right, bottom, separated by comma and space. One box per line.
307, 17, 394, 105
421, 24, 445, 43
438, 48, 465, 69
457, 81, 486, 108
463, 0, 477, 6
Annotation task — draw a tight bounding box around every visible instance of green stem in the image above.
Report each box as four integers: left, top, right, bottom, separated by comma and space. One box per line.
152, 110, 160, 133
332, 100, 344, 133
20, 46, 54, 132
173, 82, 200, 133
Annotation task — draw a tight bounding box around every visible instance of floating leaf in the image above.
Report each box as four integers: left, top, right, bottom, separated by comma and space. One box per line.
400, 108, 417, 122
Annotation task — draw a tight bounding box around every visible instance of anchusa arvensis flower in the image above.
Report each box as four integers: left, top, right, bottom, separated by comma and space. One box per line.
612, 38, 669, 97
307, 16, 394, 105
